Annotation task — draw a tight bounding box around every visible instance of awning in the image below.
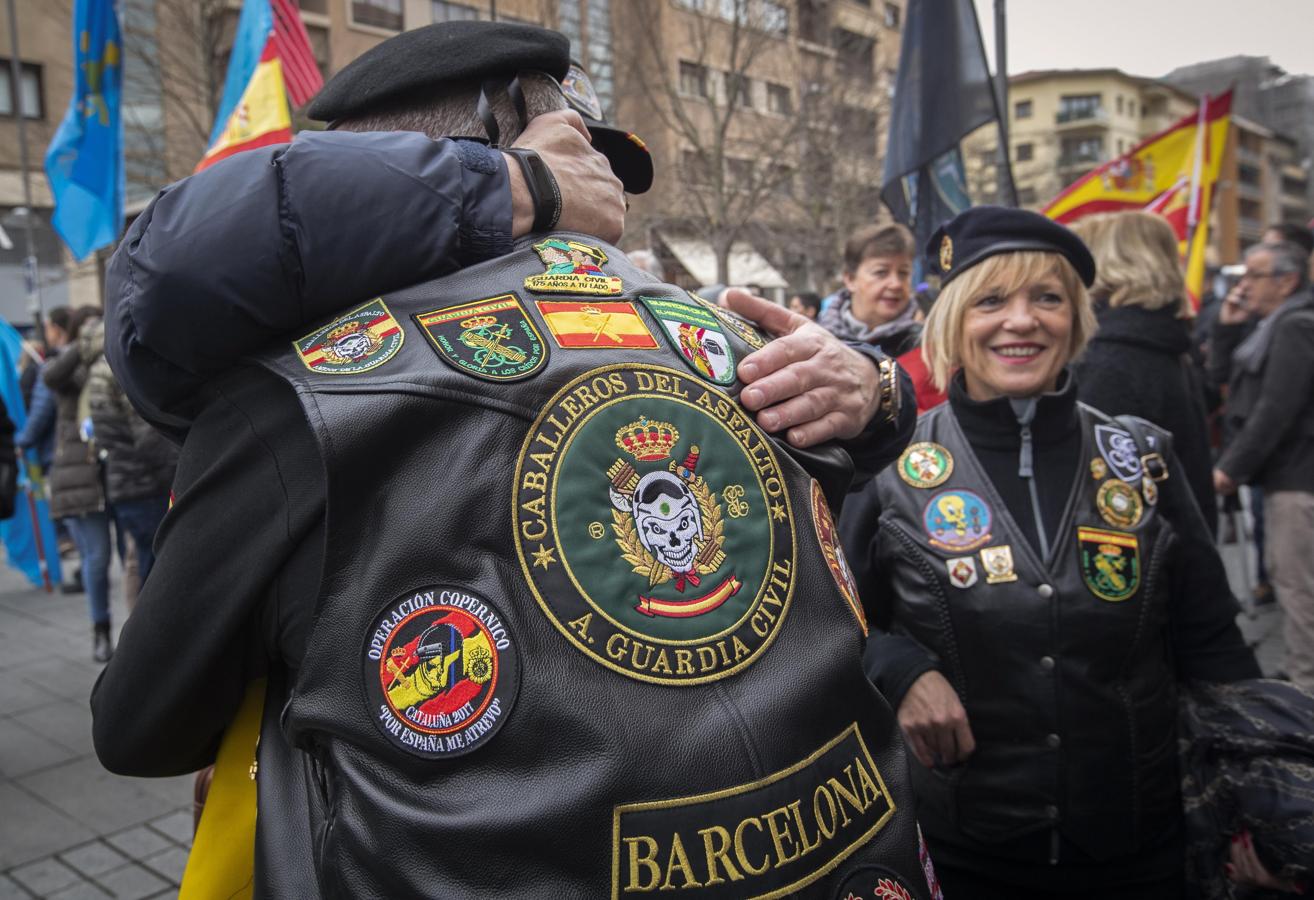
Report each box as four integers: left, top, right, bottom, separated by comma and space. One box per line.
660, 236, 788, 289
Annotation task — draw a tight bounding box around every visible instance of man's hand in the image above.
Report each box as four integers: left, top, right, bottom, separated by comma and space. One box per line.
723, 289, 882, 448
897, 670, 976, 769
1218, 282, 1250, 326
1213, 467, 1238, 496
1228, 831, 1304, 893
507, 110, 625, 244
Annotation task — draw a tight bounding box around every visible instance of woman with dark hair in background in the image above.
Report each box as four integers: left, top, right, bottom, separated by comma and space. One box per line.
43, 306, 113, 661
1070, 211, 1217, 536
819, 222, 921, 357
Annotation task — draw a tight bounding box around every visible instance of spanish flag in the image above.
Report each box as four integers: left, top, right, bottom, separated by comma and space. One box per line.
537, 301, 659, 349
1043, 92, 1232, 307
195, 0, 322, 172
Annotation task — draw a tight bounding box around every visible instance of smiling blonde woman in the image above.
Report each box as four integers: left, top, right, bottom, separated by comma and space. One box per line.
839, 206, 1260, 899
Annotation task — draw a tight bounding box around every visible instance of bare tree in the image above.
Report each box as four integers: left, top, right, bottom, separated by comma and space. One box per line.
616, 0, 891, 291
618, 0, 805, 285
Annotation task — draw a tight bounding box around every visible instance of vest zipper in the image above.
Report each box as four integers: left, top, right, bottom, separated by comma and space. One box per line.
1016, 417, 1050, 560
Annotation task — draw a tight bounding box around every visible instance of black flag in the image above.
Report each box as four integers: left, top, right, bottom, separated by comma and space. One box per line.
882, 0, 1013, 268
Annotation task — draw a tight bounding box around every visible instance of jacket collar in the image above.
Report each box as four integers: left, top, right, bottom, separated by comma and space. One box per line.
947, 368, 1080, 451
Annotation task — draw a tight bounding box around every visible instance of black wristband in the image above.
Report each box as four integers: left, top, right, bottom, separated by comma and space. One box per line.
504, 148, 562, 233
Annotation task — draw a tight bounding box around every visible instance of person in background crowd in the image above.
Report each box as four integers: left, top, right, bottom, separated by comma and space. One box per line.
842, 207, 1263, 898
14, 311, 64, 474
1071, 211, 1217, 536
43, 306, 112, 662
626, 248, 664, 282
84, 317, 177, 586
787, 290, 821, 319
819, 222, 921, 357
1212, 239, 1314, 692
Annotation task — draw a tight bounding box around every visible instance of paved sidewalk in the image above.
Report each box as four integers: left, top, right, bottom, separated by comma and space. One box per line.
0, 561, 191, 899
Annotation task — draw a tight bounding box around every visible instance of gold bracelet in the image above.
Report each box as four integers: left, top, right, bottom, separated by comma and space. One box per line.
877, 357, 900, 426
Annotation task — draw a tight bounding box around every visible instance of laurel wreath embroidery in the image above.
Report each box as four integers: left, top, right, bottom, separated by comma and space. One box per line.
874, 879, 914, 900
612, 474, 726, 587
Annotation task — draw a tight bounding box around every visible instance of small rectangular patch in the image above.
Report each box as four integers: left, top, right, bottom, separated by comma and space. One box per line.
537, 300, 659, 349
611, 723, 895, 899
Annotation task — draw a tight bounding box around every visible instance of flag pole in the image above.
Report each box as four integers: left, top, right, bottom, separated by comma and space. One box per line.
993, 0, 1016, 205
4, 0, 45, 343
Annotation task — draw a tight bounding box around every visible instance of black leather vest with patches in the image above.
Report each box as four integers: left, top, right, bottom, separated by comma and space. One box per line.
253, 234, 930, 899
876, 402, 1178, 861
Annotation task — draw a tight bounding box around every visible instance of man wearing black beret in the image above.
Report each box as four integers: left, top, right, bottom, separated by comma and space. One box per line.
92, 21, 933, 897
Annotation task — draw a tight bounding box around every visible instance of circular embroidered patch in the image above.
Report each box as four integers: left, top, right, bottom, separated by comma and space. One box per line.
810, 479, 867, 634
835, 865, 924, 900
363, 586, 519, 759
1096, 478, 1143, 528
897, 441, 953, 489
922, 489, 992, 552
514, 364, 796, 685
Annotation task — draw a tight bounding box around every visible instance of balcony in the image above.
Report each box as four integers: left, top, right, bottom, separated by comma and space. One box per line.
1058, 152, 1104, 173
1055, 108, 1109, 129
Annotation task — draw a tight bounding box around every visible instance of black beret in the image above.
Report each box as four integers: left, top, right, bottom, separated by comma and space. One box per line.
927, 206, 1096, 288
307, 21, 571, 122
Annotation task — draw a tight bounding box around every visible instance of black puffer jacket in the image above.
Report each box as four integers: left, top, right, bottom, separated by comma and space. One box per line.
1073, 303, 1217, 535
84, 321, 178, 503
42, 326, 105, 520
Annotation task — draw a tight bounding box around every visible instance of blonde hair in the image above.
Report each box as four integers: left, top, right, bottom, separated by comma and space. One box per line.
921, 251, 1095, 391
1069, 211, 1190, 318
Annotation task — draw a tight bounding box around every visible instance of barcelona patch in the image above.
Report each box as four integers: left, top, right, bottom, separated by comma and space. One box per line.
640, 295, 736, 385
524, 238, 623, 295
414, 294, 546, 382
294, 298, 403, 374
1077, 527, 1140, 602
810, 479, 866, 634
537, 300, 659, 349
612, 723, 895, 899
514, 364, 795, 685
922, 489, 992, 553
363, 586, 519, 759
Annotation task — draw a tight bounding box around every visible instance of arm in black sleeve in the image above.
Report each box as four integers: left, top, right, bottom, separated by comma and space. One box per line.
42, 344, 84, 393
104, 131, 513, 438
91, 371, 323, 776
1217, 313, 1314, 484
838, 476, 937, 709
839, 345, 916, 486
1161, 449, 1261, 683
1206, 321, 1247, 390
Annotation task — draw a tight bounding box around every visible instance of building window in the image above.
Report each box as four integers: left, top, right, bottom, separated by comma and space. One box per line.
351, 0, 402, 29
725, 73, 753, 108
431, 1, 477, 21
883, 2, 900, 27
766, 82, 791, 115
1057, 93, 1102, 123
299, 0, 328, 14
726, 157, 754, 190
679, 61, 710, 98
1060, 135, 1103, 167
1116, 95, 1124, 115
1015, 142, 1033, 162
769, 163, 793, 196
682, 150, 712, 185
351, 0, 401, 28
832, 28, 875, 80
0, 61, 42, 120
1014, 99, 1032, 120
1018, 187, 1038, 205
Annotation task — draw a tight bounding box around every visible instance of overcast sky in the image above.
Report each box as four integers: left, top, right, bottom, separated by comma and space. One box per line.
970, 0, 1314, 80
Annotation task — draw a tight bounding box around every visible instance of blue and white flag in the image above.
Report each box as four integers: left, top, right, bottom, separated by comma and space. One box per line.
44, 0, 123, 260
0, 320, 61, 588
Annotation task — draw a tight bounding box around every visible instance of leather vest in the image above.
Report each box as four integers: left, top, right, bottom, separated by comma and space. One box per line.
254, 234, 930, 899
876, 402, 1180, 861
